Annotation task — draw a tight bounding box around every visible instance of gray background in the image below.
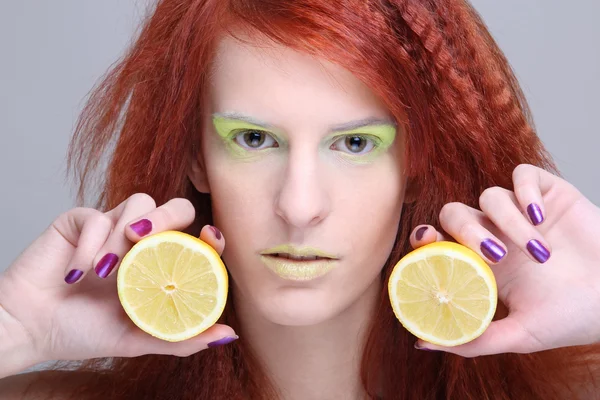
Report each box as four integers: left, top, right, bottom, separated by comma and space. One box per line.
1, 0, 599, 272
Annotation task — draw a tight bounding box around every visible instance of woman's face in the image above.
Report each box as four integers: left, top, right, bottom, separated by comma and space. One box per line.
191, 35, 409, 326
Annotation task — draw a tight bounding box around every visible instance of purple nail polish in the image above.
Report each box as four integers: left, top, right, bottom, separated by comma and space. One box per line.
527, 203, 544, 226
480, 239, 506, 263
415, 226, 428, 241
527, 239, 550, 263
414, 343, 437, 352
208, 336, 238, 348
130, 219, 152, 237
65, 269, 84, 284
210, 226, 222, 240
95, 253, 119, 278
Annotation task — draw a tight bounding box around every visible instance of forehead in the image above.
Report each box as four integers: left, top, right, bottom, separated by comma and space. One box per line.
207, 34, 391, 126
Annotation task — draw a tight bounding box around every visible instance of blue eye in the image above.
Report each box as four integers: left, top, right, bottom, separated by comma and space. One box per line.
233, 130, 278, 150
331, 135, 376, 155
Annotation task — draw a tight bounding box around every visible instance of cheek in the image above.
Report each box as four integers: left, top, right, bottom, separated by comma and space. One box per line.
204, 154, 280, 247
339, 162, 404, 266
203, 134, 273, 209
210, 167, 272, 221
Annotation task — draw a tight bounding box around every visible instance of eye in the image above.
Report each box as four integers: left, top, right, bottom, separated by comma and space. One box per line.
331, 135, 376, 155
233, 130, 278, 150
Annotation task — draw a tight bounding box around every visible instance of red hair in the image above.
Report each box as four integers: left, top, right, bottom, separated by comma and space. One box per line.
58, 0, 600, 398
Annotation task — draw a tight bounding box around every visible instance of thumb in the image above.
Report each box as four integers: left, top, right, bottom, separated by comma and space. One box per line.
414, 317, 532, 357
120, 323, 239, 358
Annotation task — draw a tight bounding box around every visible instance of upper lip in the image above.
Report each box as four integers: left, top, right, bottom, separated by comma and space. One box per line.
260, 244, 339, 260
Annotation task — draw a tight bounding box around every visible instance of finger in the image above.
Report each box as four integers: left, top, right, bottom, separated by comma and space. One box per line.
124, 197, 196, 241
92, 193, 158, 279
63, 211, 114, 285
51, 207, 104, 246
49, 207, 113, 286
479, 187, 552, 264
121, 323, 238, 358
199, 225, 225, 257
104, 194, 139, 222
511, 164, 571, 227
438, 202, 508, 265
414, 316, 534, 357
92, 196, 196, 279
512, 164, 548, 226
409, 225, 447, 249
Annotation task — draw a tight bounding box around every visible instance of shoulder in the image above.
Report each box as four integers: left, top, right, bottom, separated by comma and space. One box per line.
0, 370, 100, 400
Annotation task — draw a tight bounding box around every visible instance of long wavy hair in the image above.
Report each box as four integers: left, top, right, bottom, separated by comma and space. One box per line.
53, 0, 600, 398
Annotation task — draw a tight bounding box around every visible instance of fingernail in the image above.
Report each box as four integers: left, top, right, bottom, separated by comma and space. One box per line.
480, 239, 506, 263
65, 269, 84, 284
527, 203, 544, 226
414, 342, 437, 352
527, 239, 550, 263
95, 253, 119, 278
130, 219, 152, 237
209, 225, 222, 240
208, 335, 238, 348
415, 226, 428, 241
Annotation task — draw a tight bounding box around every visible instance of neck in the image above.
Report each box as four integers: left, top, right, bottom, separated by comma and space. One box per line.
234, 278, 381, 400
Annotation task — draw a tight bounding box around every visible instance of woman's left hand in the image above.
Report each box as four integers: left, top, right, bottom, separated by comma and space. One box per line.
410, 163, 600, 357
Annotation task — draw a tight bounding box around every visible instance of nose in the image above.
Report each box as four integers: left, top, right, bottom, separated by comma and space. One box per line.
275, 149, 331, 229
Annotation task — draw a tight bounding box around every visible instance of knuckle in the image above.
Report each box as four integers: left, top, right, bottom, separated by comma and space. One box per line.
52, 212, 71, 228
512, 180, 536, 195
128, 193, 157, 209
53, 207, 98, 231
513, 163, 535, 179
55, 207, 85, 222
479, 186, 502, 204
154, 205, 175, 223
439, 202, 461, 220
168, 198, 196, 218
91, 213, 113, 229
457, 220, 476, 239
504, 214, 522, 229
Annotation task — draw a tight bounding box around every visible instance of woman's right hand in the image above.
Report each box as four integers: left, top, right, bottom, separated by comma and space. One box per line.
0, 193, 237, 377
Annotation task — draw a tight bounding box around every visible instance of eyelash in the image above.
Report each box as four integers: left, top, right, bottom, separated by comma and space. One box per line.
232, 130, 380, 156
232, 130, 279, 150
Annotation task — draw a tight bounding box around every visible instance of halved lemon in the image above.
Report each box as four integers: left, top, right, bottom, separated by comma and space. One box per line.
388, 241, 497, 347
117, 231, 228, 342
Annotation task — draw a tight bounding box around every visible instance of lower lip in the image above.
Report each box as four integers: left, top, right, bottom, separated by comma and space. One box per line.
260, 255, 338, 281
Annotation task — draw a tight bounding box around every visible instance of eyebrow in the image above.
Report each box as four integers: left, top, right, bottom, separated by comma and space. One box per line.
329, 117, 396, 132
212, 112, 396, 133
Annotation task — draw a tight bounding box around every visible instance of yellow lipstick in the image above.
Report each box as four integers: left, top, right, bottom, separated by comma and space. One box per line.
260, 244, 339, 281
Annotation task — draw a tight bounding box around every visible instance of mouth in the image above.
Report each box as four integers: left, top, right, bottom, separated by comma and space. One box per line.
259, 245, 339, 281
259, 244, 339, 260
267, 253, 334, 262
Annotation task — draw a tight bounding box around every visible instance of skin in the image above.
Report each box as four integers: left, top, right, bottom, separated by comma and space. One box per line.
189, 34, 409, 399
0, 29, 599, 400
1, 9, 600, 400
211, 114, 397, 164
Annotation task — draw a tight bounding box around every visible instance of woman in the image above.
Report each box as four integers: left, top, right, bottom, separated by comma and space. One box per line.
1, 0, 600, 398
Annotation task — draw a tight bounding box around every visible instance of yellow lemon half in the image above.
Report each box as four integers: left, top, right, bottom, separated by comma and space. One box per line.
388, 241, 497, 347
117, 231, 228, 342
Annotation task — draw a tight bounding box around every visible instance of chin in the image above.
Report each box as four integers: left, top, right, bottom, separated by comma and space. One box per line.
259, 290, 340, 327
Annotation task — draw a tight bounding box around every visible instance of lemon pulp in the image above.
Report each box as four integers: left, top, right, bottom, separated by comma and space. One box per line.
117, 231, 228, 342
388, 241, 497, 346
